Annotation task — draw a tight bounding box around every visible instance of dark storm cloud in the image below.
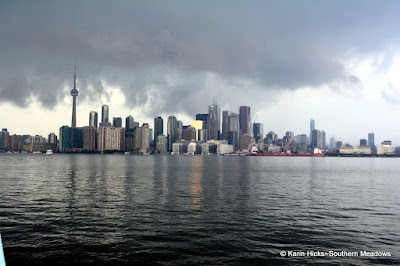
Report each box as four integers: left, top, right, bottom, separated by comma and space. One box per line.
0, 1, 399, 115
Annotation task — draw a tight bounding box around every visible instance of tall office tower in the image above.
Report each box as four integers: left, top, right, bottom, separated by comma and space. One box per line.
310, 119, 315, 143
113, 117, 122, 127
71, 62, 78, 128
207, 104, 220, 140
102, 105, 109, 124
360, 139, 367, 146
83, 126, 97, 151
154, 116, 163, 145
228, 113, 240, 151
98, 126, 125, 151
191, 120, 205, 141
89, 111, 98, 128
311, 129, 326, 149
253, 123, 264, 143
196, 113, 208, 124
167, 115, 178, 151
222, 111, 232, 140
239, 106, 251, 135
48, 133, 57, 144
125, 115, 136, 131
368, 133, 375, 146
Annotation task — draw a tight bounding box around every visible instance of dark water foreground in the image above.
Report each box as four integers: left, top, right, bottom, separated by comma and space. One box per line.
0, 154, 399, 265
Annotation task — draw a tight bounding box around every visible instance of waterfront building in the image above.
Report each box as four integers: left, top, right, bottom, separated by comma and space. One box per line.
59, 126, 83, 152
239, 106, 251, 135
98, 126, 125, 152
207, 104, 220, 140
0, 128, 9, 149
191, 120, 205, 141
89, 111, 98, 128
134, 123, 150, 152
10, 135, 23, 152
113, 117, 122, 128
311, 129, 326, 149
167, 116, 178, 151
154, 117, 163, 146
83, 126, 97, 151
156, 135, 168, 153
187, 141, 202, 154
182, 126, 196, 141
368, 133, 375, 146
310, 119, 315, 144
201, 142, 218, 155
23, 136, 57, 153
340, 145, 372, 155
360, 139, 368, 146
336, 141, 343, 149
124, 131, 135, 152
377, 144, 395, 155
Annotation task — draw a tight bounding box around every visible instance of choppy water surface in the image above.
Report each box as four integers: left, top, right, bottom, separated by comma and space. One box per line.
0, 154, 399, 265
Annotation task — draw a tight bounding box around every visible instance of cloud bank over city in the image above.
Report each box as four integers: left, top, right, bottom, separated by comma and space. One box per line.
0, 1, 400, 143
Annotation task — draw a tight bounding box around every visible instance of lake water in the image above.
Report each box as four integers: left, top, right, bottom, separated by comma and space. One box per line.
0, 154, 399, 265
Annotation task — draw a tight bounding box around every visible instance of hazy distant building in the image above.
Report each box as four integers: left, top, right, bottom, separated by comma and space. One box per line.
265, 131, 278, 145
207, 104, 220, 140
239, 106, 251, 135
360, 139, 367, 146
83, 126, 97, 151
222, 111, 231, 140
89, 111, 98, 128
98, 126, 125, 152
368, 133, 375, 146
48, 133, 57, 145
381, 140, 392, 145
254, 123, 264, 143
296, 134, 307, 144
310, 119, 315, 144
167, 116, 178, 151
239, 134, 254, 151
311, 129, 326, 149
198, 129, 207, 142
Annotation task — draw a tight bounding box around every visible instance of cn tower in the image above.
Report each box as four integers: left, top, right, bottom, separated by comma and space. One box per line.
71, 60, 78, 128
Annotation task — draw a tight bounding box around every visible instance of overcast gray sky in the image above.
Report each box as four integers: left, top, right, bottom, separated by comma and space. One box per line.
0, 1, 399, 144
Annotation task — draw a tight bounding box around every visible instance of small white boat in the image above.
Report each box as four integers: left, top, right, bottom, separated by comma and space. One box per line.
33, 151, 42, 154
0, 232, 6, 266
46, 150, 53, 155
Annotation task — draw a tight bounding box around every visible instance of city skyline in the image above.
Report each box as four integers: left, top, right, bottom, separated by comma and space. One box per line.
1, 1, 400, 145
